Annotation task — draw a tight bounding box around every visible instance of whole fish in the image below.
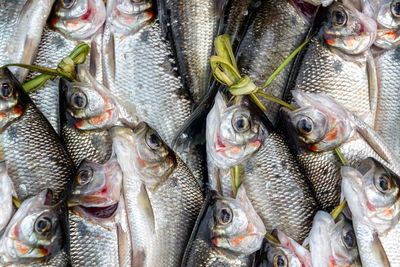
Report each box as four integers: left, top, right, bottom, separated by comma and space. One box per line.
0, 162, 15, 234
309, 211, 362, 266
207, 92, 318, 243
111, 122, 204, 266
372, 0, 400, 156
0, 0, 55, 82
0, 68, 74, 202
282, 90, 400, 210
182, 186, 266, 267
28, 0, 106, 133
0, 189, 64, 265
236, 0, 318, 125
68, 156, 131, 266
59, 69, 120, 166
292, 0, 377, 126
342, 158, 400, 266
255, 230, 312, 267
157, 0, 220, 105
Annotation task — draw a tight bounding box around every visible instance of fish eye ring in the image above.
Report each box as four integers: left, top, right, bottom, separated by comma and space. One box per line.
0, 83, 13, 99
332, 8, 347, 27
61, 0, 76, 9
35, 216, 52, 234
391, 0, 400, 18
70, 91, 87, 110
217, 207, 233, 225
77, 167, 93, 186
273, 254, 288, 267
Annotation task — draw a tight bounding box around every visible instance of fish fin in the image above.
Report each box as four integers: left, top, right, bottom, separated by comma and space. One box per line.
366, 50, 378, 125
216, 0, 228, 17
372, 232, 391, 267
138, 183, 155, 233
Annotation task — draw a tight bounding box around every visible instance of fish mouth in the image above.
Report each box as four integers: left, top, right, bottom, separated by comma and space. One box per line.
375, 28, 400, 49
73, 108, 116, 130
79, 202, 119, 219
291, 0, 319, 22
324, 32, 374, 54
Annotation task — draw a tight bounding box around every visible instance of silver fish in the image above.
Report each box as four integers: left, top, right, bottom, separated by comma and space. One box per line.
236, 0, 318, 125
0, 189, 63, 265
157, 0, 220, 105
28, 0, 106, 133
68, 156, 130, 266
182, 186, 266, 267
0, 162, 16, 234
0, 0, 55, 82
309, 211, 361, 266
342, 158, 400, 266
207, 92, 318, 243
111, 122, 204, 266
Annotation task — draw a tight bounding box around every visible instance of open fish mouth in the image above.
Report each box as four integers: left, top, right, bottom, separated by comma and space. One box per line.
79, 203, 119, 219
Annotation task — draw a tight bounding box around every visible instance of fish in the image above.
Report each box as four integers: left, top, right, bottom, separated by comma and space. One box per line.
341, 157, 400, 266
207, 92, 318, 243
372, 0, 400, 157
59, 69, 120, 166
282, 90, 400, 210
292, 0, 377, 126
102, 0, 204, 182
304, 0, 333, 7
255, 230, 312, 267
0, 0, 55, 82
309, 211, 362, 266
236, 0, 318, 126
157, 0, 220, 105
68, 156, 131, 266
28, 0, 106, 133
182, 186, 266, 267
0, 189, 64, 265
111, 122, 204, 266
0, 162, 15, 234
0, 68, 75, 203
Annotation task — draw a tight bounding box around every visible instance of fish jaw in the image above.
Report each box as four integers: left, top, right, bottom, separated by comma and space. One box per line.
375, 1, 400, 49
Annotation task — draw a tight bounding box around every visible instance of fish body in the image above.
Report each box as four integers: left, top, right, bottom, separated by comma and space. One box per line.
342, 158, 400, 266
29, 0, 106, 133
182, 186, 265, 267
0, 162, 15, 234
111, 123, 204, 266
0, 189, 64, 265
207, 92, 318, 243
236, 0, 317, 125
0, 68, 74, 203
309, 211, 361, 266
158, 0, 220, 105
0, 0, 55, 82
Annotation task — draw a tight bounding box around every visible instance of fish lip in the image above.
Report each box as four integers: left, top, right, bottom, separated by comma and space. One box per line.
77, 202, 119, 219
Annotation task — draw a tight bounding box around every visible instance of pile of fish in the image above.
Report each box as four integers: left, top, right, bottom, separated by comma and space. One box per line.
1, 0, 400, 266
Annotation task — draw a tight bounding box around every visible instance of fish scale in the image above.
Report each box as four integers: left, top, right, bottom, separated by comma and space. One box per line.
236, 0, 312, 125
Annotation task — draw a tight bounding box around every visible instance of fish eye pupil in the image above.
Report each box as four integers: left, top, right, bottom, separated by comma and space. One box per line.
333, 10, 346, 26
379, 175, 389, 191
71, 92, 87, 109
343, 230, 355, 248
232, 114, 250, 133
277, 256, 285, 266
392, 1, 400, 17
77, 168, 93, 185
35, 217, 51, 234
297, 118, 313, 134
0, 83, 12, 98
217, 208, 232, 225
61, 0, 76, 8
146, 132, 162, 149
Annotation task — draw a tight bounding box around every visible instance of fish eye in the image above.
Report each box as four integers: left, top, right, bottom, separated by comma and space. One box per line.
61, 0, 76, 8
332, 8, 347, 27
392, 0, 400, 18
375, 174, 392, 192
232, 114, 250, 133
70, 91, 87, 110
35, 216, 52, 234
146, 131, 163, 149
297, 117, 313, 135
0, 83, 13, 99
77, 167, 93, 186
217, 207, 233, 225
273, 254, 288, 267
342, 229, 356, 249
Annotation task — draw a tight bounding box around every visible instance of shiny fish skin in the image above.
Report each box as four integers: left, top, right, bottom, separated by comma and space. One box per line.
158, 0, 220, 105
0, 0, 55, 82
236, 0, 315, 125
0, 162, 15, 234
0, 68, 74, 203
182, 187, 265, 267
111, 124, 204, 266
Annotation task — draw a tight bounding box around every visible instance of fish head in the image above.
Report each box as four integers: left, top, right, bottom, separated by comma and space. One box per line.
60, 78, 119, 130
310, 211, 360, 266
281, 90, 353, 152
341, 158, 400, 234
207, 92, 266, 169
322, 1, 377, 55
0, 69, 25, 130
51, 0, 106, 40
210, 185, 266, 255
374, 0, 400, 48
263, 230, 312, 267
0, 189, 62, 264
107, 0, 154, 35
69, 157, 122, 219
